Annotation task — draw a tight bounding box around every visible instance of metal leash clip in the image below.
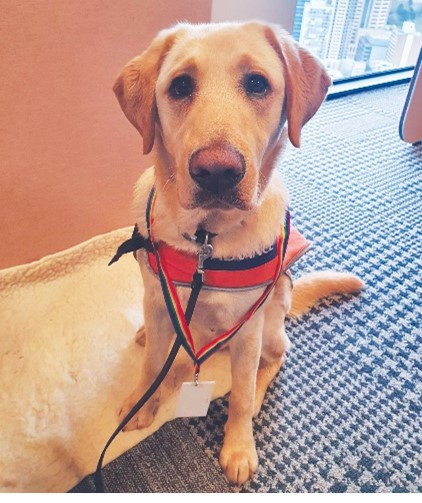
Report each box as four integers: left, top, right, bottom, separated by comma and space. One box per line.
197, 233, 213, 278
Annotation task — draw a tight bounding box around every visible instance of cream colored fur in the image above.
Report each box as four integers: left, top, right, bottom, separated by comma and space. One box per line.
114, 21, 363, 485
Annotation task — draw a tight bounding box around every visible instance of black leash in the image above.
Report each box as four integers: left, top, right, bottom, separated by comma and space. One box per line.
94, 232, 208, 493
93, 338, 181, 492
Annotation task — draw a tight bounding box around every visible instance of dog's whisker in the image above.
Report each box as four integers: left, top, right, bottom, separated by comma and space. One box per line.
161, 174, 175, 193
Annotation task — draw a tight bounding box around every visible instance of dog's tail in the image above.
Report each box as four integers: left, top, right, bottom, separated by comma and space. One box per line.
289, 271, 364, 318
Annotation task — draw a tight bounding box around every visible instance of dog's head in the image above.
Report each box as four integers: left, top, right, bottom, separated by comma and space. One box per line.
114, 22, 330, 212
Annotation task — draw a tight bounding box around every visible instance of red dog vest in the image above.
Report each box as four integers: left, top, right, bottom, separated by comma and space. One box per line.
146, 225, 310, 291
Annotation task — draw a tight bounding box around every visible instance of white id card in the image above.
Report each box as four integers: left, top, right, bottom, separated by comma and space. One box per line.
175, 381, 215, 418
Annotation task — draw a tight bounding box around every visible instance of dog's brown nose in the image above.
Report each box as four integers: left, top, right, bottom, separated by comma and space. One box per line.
189, 145, 245, 194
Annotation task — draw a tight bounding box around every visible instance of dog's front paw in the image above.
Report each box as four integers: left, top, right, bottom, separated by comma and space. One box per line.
219, 440, 258, 485
118, 390, 160, 431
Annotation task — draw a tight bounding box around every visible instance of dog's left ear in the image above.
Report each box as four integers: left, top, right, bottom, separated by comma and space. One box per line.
264, 25, 331, 148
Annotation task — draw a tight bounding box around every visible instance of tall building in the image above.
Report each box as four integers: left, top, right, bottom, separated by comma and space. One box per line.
362, 0, 391, 29
299, 0, 335, 58
326, 0, 366, 60
355, 29, 392, 67
293, 0, 422, 77
293, 0, 308, 41
387, 27, 422, 66
343, 0, 367, 59
326, 0, 345, 59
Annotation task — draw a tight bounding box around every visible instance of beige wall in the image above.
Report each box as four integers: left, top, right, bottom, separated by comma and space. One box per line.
211, 0, 296, 31
0, 0, 211, 268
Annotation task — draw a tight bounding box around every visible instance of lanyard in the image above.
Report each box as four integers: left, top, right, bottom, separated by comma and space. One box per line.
146, 188, 290, 373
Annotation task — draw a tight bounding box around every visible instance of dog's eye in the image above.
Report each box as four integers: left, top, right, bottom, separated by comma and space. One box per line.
243, 74, 270, 96
169, 75, 195, 99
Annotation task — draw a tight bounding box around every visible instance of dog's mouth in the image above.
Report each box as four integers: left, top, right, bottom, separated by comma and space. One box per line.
191, 189, 252, 211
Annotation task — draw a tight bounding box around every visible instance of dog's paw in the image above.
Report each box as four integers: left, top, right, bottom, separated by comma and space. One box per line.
118, 391, 159, 431
135, 326, 146, 346
219, 441, 258, 485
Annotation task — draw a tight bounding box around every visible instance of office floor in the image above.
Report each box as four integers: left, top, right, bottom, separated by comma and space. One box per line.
73, 83, 422, 493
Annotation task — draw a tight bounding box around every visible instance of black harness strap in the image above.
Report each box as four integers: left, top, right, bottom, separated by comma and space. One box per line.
108, 224, 152, 266
108, 225, 214, 267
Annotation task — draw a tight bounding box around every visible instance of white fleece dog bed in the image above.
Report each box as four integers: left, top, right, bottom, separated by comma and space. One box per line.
0, 229, 231, 493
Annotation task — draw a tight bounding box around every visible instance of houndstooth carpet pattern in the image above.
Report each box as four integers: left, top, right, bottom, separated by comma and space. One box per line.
73, 84, 421, 493
184, 84, 422, 493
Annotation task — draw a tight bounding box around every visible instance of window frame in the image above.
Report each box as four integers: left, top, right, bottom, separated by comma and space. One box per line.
327, 66, 414, 99
289, 0, 418, 98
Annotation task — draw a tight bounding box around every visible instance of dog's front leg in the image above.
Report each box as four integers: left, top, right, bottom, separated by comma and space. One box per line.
219, 316, 263, 485
119, 288, 174, 431
254, 274, 292, 415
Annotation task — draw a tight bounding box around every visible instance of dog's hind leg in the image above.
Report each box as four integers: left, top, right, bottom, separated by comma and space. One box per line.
254, 274, 292, 416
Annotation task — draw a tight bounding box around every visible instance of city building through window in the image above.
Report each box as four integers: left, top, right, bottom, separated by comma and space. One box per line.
293, 0, 422, 80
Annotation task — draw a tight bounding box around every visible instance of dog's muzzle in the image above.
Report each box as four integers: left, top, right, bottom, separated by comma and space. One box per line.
189, 144, 245, 197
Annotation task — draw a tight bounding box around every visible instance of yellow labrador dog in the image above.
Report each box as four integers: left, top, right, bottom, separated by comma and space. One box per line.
113, 22, 363, 485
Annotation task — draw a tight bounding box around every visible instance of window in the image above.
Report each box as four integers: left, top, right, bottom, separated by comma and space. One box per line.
293, 0, 422, 80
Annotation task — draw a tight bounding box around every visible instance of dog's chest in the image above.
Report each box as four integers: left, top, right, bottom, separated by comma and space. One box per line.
182, 286, 265, 334
141, 251, 266, 342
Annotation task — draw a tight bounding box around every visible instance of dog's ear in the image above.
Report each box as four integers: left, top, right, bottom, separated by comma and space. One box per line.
264, 25, 331, 148
113, 28, 181, 154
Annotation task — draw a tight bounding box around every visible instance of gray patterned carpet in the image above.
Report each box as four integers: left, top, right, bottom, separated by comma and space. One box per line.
72, 84, 422, 493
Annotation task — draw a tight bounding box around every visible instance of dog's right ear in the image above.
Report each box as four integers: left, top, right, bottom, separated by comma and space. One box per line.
113, 28, 181, 155
263, 24, 331, 148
